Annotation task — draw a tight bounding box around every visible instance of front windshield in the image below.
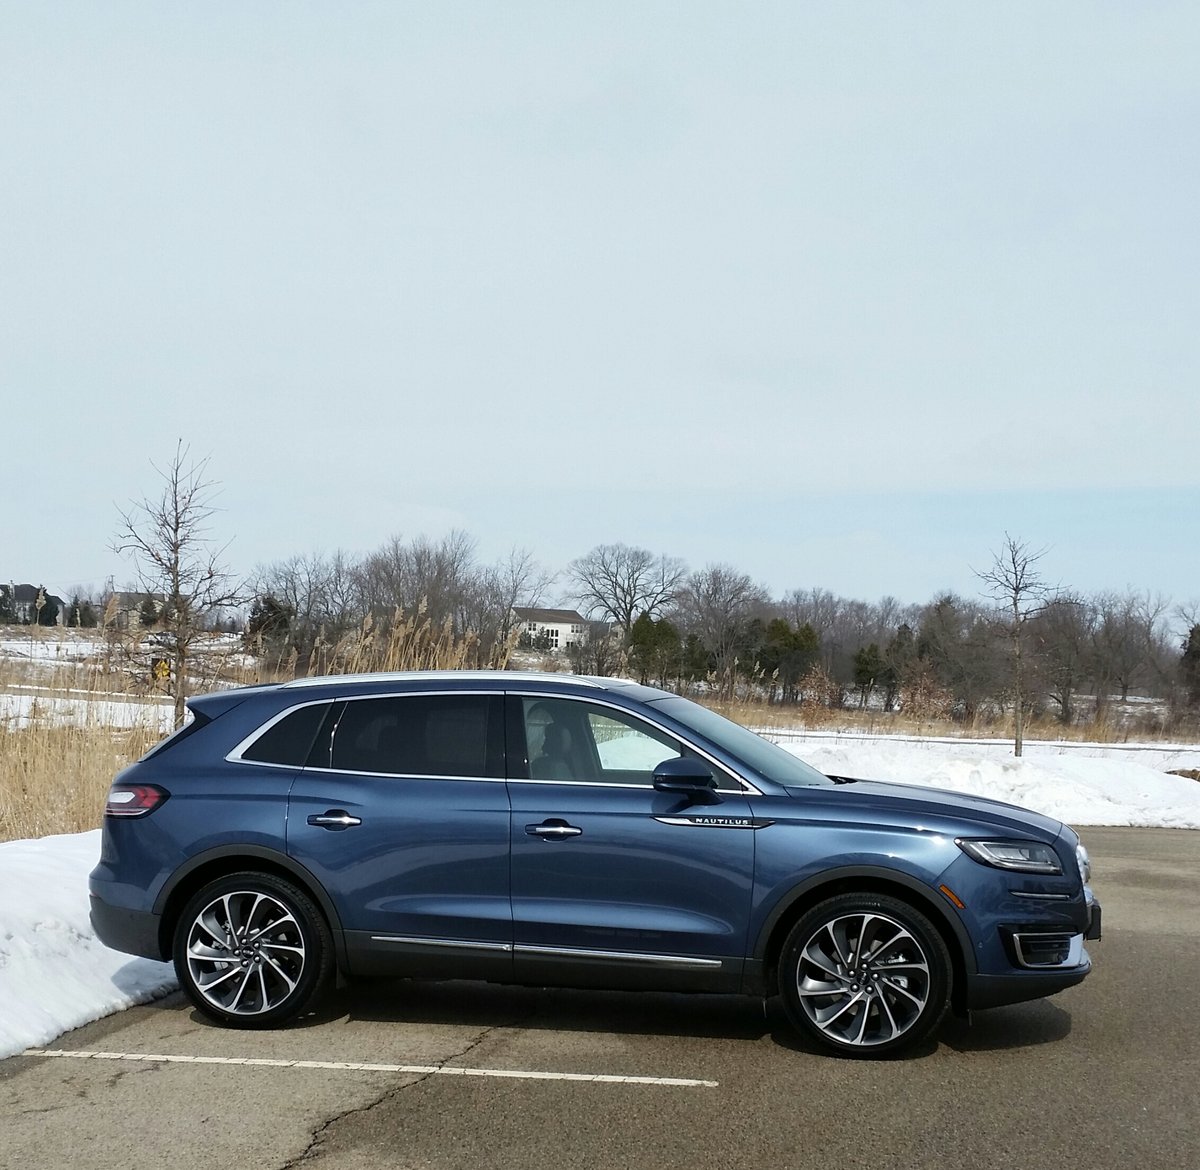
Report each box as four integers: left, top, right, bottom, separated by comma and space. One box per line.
648, 695, 833, 787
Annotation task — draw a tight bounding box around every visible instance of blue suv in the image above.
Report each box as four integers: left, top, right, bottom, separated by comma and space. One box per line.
89, 672, 1100, 1057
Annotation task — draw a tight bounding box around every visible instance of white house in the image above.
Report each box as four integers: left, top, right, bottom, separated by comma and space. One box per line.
512, 607, 589, 651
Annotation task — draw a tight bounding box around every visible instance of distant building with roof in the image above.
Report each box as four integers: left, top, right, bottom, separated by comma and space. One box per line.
512, 607, 590, 652
1, 582, 67, 626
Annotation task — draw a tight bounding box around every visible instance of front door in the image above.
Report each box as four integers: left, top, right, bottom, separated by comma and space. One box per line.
507, 694, 755, 991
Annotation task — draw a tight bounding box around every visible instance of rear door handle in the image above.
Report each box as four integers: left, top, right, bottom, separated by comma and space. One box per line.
307, 810, 362, 830
525, 819, 582, 840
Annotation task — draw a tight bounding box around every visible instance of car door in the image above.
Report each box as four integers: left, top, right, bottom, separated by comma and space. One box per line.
507, 693, 756, 991
286, 691, 512, 980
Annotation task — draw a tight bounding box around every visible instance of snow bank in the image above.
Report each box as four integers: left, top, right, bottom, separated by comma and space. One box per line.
0, 831, 176, 1059
779, 740, 1200, 829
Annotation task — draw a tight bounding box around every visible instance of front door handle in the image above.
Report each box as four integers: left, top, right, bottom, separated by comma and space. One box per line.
307, 810, 362, 830
525, 819, 582, 840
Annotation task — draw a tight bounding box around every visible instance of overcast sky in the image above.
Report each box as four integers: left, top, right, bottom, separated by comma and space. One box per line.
3, 2, 1198, 616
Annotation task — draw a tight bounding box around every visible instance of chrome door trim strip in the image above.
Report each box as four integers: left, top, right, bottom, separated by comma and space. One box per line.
513, 944, 724, 969
369, 935, 513, 953
367, 935, 725, 970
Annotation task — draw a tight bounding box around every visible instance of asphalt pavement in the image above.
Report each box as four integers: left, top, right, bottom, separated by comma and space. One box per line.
1, 826, 1197, 1170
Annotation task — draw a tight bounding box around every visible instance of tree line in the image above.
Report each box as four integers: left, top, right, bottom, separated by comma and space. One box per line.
240, 535, 1200, 736
43, 445, 1200, 735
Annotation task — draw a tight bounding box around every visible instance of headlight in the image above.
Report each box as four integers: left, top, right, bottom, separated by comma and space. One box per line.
957, 839, 1063, 875
1076, 842, 1091, 884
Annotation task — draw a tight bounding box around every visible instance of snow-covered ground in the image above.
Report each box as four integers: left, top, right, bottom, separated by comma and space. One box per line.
1, 732, 1198, 1062
0, 690, 173, 731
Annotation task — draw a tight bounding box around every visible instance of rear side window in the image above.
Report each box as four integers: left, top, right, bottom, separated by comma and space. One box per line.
241, 703, 332, 767
329, 694, 500, 778
139, 709, 211, 761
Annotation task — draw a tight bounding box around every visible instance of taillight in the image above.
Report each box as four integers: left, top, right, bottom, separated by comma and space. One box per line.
105, 784, 169, 817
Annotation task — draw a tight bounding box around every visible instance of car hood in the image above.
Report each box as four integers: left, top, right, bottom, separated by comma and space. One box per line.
784, 777, 1064, 841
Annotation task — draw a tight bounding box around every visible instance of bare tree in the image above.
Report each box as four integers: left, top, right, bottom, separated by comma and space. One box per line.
566, 543, 687, 636
674, 564, 770, 699
465, 547, 556, 666
113, 442, 242, 728
977, 534, 1052, 756
1088, 589, 1173, 715
1029, 593, 1094, 725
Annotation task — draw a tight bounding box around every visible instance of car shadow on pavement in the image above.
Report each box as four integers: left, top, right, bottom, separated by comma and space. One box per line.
307, 978, 775, 1042
244, 978, 1072, 1056
939, 998, 1073, 1052
160, 975, 1073, 1058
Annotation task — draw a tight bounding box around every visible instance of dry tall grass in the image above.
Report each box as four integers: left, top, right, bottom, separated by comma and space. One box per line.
0, 610, 508, 842
0, 723, 160, 842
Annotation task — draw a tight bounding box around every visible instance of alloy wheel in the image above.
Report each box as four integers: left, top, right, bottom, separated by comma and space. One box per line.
793, 910, 932, 1048
184, 889, 307, 1017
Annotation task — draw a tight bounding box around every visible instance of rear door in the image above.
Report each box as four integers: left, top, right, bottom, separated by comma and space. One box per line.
507, 693, 756, 991
286, 691, 512, 979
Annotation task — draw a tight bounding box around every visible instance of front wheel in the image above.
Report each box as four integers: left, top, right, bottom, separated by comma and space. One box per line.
173, 872, 334, 1028
778, 893, 951, 1058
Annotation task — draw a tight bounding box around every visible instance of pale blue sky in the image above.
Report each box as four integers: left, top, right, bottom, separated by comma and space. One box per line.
3, 3, 1197, 613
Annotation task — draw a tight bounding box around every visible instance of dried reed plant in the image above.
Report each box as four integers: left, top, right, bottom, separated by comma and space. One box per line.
0, 721, 161, 842
308, 606, 517, 677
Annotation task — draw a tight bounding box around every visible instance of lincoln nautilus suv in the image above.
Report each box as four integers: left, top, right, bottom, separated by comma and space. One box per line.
89, 671, 1100, 1057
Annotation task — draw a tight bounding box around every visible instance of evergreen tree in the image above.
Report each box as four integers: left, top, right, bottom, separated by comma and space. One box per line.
35, 587, 59, 627
247, 593, 293, 642
1182, 625, 1200, 707
853, 642, 885, 707
628, 612, 682, 685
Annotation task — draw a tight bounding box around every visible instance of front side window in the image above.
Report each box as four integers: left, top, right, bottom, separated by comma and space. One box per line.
519, 697, 692, 786
328, 694, 499, 778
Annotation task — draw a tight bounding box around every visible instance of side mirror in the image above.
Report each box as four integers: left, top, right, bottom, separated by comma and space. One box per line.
652, 757, 719, 800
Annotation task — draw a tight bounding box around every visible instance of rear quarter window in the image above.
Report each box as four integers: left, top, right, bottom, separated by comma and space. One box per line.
240, 703, 332, 767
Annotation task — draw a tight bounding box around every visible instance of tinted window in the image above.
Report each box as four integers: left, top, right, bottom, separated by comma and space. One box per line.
330, 694, 497, 777
241, 703, 331, 767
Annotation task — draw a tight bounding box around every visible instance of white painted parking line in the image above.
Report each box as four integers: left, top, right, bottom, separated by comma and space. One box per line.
23, 1048, 718, 1089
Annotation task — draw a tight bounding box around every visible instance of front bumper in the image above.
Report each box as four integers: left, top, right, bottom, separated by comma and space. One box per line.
968, 893, 1100, 1009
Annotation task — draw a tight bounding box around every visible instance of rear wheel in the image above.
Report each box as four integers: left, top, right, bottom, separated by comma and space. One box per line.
778, 893, 951, 1057
173, 872, 333, 1028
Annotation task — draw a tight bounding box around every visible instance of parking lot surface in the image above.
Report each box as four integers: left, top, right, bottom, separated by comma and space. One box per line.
2, 827, 1197, 1170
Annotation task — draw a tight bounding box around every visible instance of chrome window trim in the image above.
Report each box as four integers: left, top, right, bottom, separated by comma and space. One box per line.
225, 697, 336, 766
227, 689, 500, 775
299, 766, 508, 784
226, 685, 761, 795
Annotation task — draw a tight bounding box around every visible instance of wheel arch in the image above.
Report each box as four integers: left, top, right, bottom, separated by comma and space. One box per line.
752, 867, 974, 1015
153, 846, 348, 973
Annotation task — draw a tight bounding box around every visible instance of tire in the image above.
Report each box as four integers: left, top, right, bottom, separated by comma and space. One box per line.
778, 893, 951, 1058
172, 871, 334, 1029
